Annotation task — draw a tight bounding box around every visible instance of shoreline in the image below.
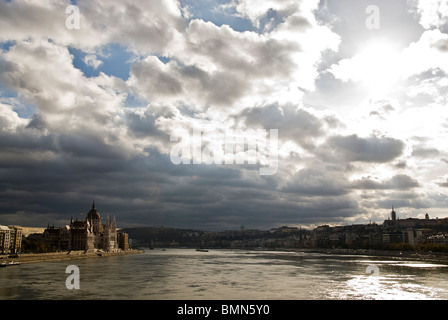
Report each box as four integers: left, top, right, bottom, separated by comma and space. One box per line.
296, 247, 448, 264
2, 247, 448, 265
1, 249, 144, 265
147, 246, 448, 264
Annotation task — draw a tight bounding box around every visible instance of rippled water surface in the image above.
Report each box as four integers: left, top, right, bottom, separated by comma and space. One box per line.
1, 249, 448, 300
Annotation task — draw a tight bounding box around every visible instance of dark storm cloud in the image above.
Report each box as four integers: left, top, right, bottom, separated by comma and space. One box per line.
352, 174, 420, 190
412, 146, 440, 158
281, 166, 350, 196
124, 109, 171, 141
26, 113, 46, 131
318, 134, 405, 163
438, 180, 448, 188
0, 127, 54, 153
376, 191, 433, 211
432, 37, 448, 52
239, 104, 332, 149
0, 127, 281, 229
394, 160, 407, 169
153, 181, 360, 230
0, 130, 360, 230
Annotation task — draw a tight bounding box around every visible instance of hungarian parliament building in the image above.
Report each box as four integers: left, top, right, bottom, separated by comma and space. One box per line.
43, 202, 129, 252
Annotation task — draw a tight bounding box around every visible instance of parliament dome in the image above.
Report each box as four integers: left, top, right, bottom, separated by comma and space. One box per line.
86, 201, 101, 220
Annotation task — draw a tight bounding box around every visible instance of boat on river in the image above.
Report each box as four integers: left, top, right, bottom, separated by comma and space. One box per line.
0, 261, 21, 267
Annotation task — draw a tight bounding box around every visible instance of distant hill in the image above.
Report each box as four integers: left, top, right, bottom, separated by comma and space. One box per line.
121, 226, 207, 246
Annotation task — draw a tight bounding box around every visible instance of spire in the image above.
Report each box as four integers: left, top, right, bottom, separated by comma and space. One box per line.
92, 200, 95, 210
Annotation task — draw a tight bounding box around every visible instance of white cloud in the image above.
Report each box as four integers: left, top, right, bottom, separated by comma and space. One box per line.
412, 0, 448, 30
0, 39, 127, 121
0, 0, 186, 53
327, 29, 448, 105
1, 0, 341, 114
401, 29, 448, 76
126, 9, 340, 111
83, 54, 103, 69
0, 102, 28, 132
224, 0, 319, 30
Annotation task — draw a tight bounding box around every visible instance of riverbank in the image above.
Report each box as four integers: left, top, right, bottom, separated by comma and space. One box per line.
0, 249, 144, 265
297, 247, 448, 264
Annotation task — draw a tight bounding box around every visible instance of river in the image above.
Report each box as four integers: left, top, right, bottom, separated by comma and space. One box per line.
1, 248, 448, 300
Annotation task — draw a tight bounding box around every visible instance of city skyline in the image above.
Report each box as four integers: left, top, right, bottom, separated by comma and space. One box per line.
1, 0, 448, 231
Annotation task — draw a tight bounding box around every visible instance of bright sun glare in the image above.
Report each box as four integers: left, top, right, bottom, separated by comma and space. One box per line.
355, 41, 402, 95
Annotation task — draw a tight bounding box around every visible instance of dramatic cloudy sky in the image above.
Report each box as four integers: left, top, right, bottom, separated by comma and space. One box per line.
1, 0, 448, 230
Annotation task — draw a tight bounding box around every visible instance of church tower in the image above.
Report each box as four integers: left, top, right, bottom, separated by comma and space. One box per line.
391, 206, 396, 221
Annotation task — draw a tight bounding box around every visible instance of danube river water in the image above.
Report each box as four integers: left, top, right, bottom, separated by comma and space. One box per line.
1, 249, 448, 300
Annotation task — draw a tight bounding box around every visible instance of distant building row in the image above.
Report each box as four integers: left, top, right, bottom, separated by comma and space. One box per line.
0, 225, 22, 254
308, 208, 448, 249
132, 208, 448, 250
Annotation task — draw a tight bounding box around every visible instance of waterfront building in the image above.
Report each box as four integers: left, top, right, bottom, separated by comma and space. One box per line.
0, 225, 22, 254
118, 232, 130, 251
8, 225, 22, 253
43, 225, 71, 251
0, 225, 11, 254
43, 202, 129, 252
